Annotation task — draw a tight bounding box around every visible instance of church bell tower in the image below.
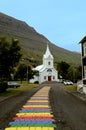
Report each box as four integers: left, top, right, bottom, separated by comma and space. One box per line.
43, 44, 54, 68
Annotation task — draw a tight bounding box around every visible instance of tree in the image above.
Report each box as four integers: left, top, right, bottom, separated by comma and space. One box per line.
14, 63, 27, 83
75, 66, 82, 81
9, 38, 22, 71
0, 37, 10, 80
14, 63, 36, 83
67, 65, 82, 82
27, 65, 35, 81
57, 61, 70, 79
67, 66, 76, 82
0, 36, 22, 81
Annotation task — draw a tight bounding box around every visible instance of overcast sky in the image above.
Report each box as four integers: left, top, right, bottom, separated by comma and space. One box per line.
0, 0, 86, 52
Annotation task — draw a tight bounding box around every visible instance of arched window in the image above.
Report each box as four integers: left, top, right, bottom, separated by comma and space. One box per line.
48, 61, 50, 65
47, 69, 52, 72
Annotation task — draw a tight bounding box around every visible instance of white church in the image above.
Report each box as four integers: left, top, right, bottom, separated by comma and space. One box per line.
30, 44, 58, 83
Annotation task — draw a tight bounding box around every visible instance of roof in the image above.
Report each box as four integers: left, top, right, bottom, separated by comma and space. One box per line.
33, 65, 46, 72
79, 36, 86, 44
34, 65, 44, 71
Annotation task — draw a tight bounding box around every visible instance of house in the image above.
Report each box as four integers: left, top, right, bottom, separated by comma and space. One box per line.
30, 44, 58, 83
79, 36, 86, 93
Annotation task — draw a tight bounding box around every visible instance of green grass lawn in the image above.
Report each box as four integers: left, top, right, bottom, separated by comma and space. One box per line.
64, 84, 77, 91
0, 83, 38, 97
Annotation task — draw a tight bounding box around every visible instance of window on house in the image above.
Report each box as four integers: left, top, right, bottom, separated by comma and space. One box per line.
84, 66, 86, 78
83, 43, 86, 56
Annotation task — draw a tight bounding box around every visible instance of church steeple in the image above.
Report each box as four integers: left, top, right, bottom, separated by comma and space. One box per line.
43, 44, 54, 68
43, 44, 53, 59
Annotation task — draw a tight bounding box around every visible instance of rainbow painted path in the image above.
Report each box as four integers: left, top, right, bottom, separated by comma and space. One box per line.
5, 86, 56, 130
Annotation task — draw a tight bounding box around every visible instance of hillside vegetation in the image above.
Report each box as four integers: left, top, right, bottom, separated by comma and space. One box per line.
0, 12, 81, 66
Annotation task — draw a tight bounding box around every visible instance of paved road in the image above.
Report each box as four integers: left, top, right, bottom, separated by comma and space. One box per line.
49, 82, 86, 130
1, 82, 86, 130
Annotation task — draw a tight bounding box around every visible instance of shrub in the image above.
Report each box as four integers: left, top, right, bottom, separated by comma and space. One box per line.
34, 81, 39, 84
0, 81, 8, 93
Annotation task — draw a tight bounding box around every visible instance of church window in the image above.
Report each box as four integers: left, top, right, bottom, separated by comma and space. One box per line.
48, 61, 51, 65
47, 69, 52, 72
44, 76, 46, 79
53, 76, 55, 79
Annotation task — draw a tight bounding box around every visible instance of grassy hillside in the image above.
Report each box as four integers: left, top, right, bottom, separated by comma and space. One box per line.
0, 12, 81, 66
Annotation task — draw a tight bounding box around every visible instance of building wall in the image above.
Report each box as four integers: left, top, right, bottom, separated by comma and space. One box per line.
82, 42, 86, 84
79, 37, 86, 94
43, 58, 53, 68
39, 69, 58, 83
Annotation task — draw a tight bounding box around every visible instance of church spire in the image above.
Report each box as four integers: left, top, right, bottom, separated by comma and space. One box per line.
43, 44, 53, 59
43, 44, 54, 68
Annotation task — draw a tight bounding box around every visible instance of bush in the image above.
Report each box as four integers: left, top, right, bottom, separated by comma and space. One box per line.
0, 81, 8, 93
34, 81, 39, 84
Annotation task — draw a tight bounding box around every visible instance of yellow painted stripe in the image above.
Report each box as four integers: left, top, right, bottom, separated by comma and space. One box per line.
35, 127, 42, 130
5, 127, 54, 130
27, 100, 48, 102
17, 128, 29, 130
16, 113, 52, 115
29, 127, 35, 130
5, 128, 17, 130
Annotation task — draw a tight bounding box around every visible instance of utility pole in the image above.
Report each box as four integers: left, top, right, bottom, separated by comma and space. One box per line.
27, 65, 28, 83
21, 58, 29, 84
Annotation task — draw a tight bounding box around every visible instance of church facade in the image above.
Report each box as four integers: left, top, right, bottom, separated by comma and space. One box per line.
30, 44, 58, 83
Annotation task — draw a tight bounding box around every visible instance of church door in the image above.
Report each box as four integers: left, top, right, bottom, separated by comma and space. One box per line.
48, 76, 51, 81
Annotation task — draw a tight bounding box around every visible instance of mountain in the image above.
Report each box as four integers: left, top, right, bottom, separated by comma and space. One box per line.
0, 12, 81, 66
